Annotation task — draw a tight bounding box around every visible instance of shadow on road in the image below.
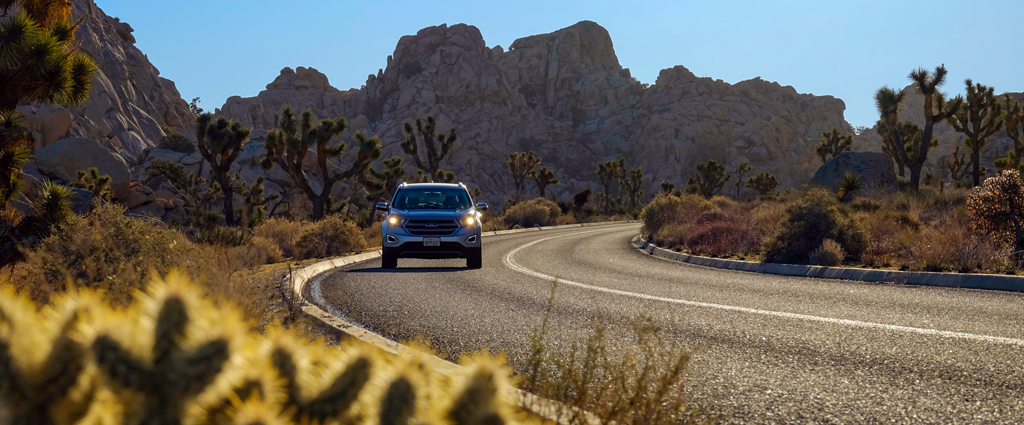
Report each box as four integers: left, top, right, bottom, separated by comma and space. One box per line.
348, 267, 472, 274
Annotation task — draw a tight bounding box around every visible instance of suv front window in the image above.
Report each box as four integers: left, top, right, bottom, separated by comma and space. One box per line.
392, 188, 472, 210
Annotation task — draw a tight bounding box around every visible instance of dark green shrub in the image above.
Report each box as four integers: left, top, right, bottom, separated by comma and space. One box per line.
157, 132, 196, 154
762, 189, 867, 264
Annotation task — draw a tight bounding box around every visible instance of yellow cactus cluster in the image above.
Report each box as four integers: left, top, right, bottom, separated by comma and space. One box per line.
0, 271, 533, 425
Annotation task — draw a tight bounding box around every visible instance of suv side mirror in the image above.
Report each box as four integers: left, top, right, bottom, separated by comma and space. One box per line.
475, 202, 489, 211
375, 202, 389, 211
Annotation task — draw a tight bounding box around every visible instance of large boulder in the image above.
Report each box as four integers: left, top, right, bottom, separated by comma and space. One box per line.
34, 138, 131, 199
810, 152, 897, 194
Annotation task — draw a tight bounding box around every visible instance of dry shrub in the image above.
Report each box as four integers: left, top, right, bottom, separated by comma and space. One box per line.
11, 203, 212, 305
554, 214, 578, 226
501, 198, 562, 228
295, 215, 367, 259
523, 285, 712, 424
809, 239, 845, 266
254, 217, 307, 258
762, 189, 866, 265
650, 207, 761, 257
224, 236, 283, 269
751, 201, 787, 238
639, 194, 717, 238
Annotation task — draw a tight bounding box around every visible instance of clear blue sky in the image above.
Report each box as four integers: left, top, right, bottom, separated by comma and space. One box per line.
94, 0, 1023, 128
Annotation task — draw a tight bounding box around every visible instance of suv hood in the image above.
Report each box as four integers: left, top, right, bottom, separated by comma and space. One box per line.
390, 209, 473, 219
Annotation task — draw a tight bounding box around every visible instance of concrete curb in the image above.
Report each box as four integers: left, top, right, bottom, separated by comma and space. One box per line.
635, 237, 1024, 293
291, 220, 640, 422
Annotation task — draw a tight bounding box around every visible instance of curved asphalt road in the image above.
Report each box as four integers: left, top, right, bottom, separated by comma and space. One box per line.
317, 223, 1024, 423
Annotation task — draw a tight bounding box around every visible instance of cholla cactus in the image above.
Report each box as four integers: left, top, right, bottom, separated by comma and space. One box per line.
88, 272, 241, 425
0, 287, 97, 425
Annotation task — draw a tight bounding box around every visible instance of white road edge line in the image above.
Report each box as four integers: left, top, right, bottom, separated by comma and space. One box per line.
502, 229, 1024, 348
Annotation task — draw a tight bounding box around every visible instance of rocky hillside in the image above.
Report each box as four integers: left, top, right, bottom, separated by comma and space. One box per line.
852, 84, 1024, 181
216, 21, 853, 201
16, 0, 193, 161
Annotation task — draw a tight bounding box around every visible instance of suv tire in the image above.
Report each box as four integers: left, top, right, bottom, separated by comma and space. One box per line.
382, 251, 398, 269
466, 247, 482, 269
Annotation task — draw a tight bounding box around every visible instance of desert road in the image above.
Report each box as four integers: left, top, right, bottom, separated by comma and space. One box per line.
316, 223, 1024, 423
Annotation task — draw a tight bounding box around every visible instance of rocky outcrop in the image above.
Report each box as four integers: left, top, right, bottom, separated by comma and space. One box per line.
810, 152, 897, 194
217, 21, 854, 202
34, 138, 131, 199
16, 0, 193, 159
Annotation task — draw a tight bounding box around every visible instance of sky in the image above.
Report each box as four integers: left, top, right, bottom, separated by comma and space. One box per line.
94, 0, 1024, 129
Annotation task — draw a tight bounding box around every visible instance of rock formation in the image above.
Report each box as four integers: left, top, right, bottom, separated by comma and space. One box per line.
216, 21, 854, 202
15, 0, 193, 160
810, 152, 897, 194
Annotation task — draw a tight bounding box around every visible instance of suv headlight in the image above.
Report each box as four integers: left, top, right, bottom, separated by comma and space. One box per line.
464, 216, 477, 226
387, 216, 407, 226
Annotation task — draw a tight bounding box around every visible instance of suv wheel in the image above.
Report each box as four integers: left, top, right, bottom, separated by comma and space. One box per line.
466, 247, 482, 269
382, 251, 398, 269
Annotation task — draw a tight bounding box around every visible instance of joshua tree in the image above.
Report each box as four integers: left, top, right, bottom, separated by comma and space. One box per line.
262, 106, 381, 220
733, 161, 752, 199
619, 166, 645, 211
747, 171, 779, 197
946, 144, 971, 184
596, 157, 625, 199
0, 113, 32, 209
400, 116, 457, 182
434, 169, 457, 183
144, 159, 221, 228
661, 180, 676, 195
195, 114, 250, 227
946, 80, 1005, 186
74, 167, 112, 202
685, 159, 730, 199
816, 129, 853, 163
879, 65, 963, 191
507, 151, 540, 199
362, 156, 406, 211
234, 174, 279, 228
875, 88, 909, 178
530, 166, 559, 198
0, 0, 97, 114
967, 170, 1024, 262
995, 95, 1024, 174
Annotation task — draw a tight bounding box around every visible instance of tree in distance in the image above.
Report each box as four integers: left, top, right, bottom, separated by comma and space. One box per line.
400, 116, 457, 182
685, 159, 730, 199
733, 161, 752, 199
530, 166, 559, 199
507, 151, 540, 200
878, 65, 963, 191
875, 88, 910, 178
746, 171, 779, 197
995, 96, 1024, 174
661, 180, 676, 195
945, 144, 972, 185
361, 156, 406, 212
816, 129, 853, 163
620, 166, 645, 211
196, 114, 250, 227
946, 80, 1004, 186
74, 167, 112, 202
596, 157, 626, 200
262, 106, 382, 220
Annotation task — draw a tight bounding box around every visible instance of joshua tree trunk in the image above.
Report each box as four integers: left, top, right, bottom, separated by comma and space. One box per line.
217, 175, 236, 227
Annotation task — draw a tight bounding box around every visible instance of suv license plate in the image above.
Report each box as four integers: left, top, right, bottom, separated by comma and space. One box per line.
423, 238, 441, 247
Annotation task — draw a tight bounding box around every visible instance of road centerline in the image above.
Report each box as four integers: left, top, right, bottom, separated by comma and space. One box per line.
502, 229, 1024, 348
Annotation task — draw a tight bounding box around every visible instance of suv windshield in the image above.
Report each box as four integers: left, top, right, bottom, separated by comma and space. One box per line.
392, 188, 472, 210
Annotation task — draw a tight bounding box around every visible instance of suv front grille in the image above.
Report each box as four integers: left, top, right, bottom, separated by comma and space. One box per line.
404, 219, 460, 236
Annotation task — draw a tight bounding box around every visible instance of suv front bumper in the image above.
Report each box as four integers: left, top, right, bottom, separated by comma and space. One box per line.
382, 226, 481, 259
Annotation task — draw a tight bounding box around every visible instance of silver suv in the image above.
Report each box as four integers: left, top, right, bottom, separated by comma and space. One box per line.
376, 183, 487, 269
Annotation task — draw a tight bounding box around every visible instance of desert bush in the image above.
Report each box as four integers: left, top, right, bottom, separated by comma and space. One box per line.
12, 203, 207, 305
226, 236, 283, 269
190, 225, 254, 247
809, 239, 845, 266
762, 189, 866, 264
254, 217, 307, 258
501, 198, 562, 228
967, 170, 1024, 255
639, 193, 717, 238
850, 198, 882, 212
157, 131, 196, 154
0, 273, 526, 425
295, 214, 367, 259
